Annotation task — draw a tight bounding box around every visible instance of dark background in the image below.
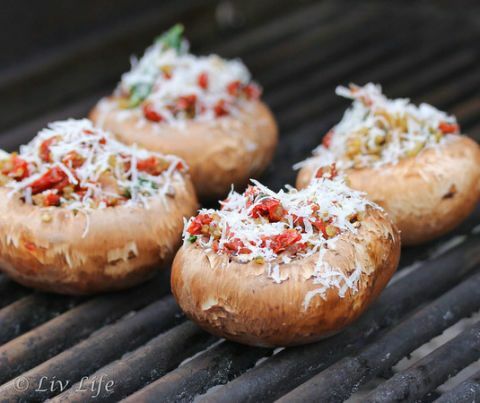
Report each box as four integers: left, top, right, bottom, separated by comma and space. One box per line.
0, 0, 479, 195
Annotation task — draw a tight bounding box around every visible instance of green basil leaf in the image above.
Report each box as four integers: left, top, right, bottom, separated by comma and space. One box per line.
155, 24, 184, 52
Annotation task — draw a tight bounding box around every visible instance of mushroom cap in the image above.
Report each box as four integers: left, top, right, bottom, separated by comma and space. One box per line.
171, 207, 400, 347
297, 135, 480, 245
90, 99, 278, 201
0, 178, 197, 295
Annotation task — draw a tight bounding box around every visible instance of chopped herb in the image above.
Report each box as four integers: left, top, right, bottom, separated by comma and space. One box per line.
123, 188, 132, 199
155, 24, 184, 52
138, 177, 159, 189
188, 235, 197, 243
129, 83, 153, 108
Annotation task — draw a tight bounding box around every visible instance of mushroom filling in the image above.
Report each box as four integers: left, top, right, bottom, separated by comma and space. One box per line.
295, 83, 460, 172
185, 169, 375, 285
0, 119, 186, 209
115, 24, 261, 124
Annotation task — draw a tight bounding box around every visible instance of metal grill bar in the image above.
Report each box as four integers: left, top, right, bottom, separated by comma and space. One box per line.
277, 271, 480, 402
0, 294, 80, 344
244, 11, 375, 73
266, 48, 480, 191
364, 322, 480, 402
0, 296, 183, 401
0, 271, 171, 384
435, 370, 480, 403
278, 47, 478, 132
0, 2, 479, 401
193, 237, 480, 402
265, 23, 468, 111
121, 342, 271, 403
212, 2, 343, 57
50, 322, 216, 402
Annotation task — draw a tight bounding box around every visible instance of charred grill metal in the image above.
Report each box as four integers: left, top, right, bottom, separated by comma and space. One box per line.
0, 1, 480, 402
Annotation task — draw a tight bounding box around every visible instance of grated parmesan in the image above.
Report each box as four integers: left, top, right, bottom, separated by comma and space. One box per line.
1, 119, 186, 212
111, 29, 260, 126
184, 174, 379, 305
295, 83, 459, 172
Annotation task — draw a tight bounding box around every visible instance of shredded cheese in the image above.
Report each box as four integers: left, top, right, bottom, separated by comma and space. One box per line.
185, 174, 379, 304
1, 119, 186, 211
111, 30, 260, 126
295, 83, 459, 172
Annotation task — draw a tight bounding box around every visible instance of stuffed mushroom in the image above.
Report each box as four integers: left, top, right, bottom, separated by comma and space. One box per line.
90, 25, 278, 201
0, 119, 197, 294
296, 83, 480, 245
171, 170, 400, 346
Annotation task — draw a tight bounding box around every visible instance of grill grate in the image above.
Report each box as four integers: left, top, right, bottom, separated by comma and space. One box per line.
1, 1, 480, 402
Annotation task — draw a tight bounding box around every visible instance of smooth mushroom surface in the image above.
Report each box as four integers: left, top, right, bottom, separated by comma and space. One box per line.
172, 174, 400, 346
90, 25, 278, 200
295, 83, 480, 245
0, 119, 197, 294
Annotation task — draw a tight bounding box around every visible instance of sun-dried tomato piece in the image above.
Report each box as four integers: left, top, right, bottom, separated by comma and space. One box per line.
2, 155, 30, 180
197, 72, 208, 89
39, 137, 57, 162
439, 121, 460, 134
244, 84, 261, 100
29, 167, 69, 195
214, 99, 229, 117
315, 163, 338, 180
136, 156, 169, 176
322, 130, 334, 149
44, 192, 61, 207
187, 214, 213, 235
250, 198, 285, 222
268, 230, 302, 254
227, 80, 242, 97
143, 103, 164, 122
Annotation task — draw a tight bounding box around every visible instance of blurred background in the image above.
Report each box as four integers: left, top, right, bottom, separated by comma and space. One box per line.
1, 0, 479, 191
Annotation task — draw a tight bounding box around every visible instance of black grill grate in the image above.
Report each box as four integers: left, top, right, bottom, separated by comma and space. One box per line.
1, 1, 480, 402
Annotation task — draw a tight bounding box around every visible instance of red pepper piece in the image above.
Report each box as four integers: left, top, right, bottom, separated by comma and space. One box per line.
315, 163, 337, 180
291, 214, 304, 227
312, 219, 328, 238
39, 137, 57, 162
44, 192, 61, 206
269, 229, 302, 254
214, 100, 229, 117
176, 94, 197, 110
198, 72, 208, 90
322, 130, 334, 149
227, 80, 242, 97
24, 241, 36, 252
136, 156, 165, 176
439, 122, 460, 134
143, 103, 164, 122
187, 214, 213, 235
29, 167, 69, 195
224, 238, 250, 254
244, 84, 261, 100
62, 151, 85, 168
3, 155, 30, 180
250, 198, 285, 222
